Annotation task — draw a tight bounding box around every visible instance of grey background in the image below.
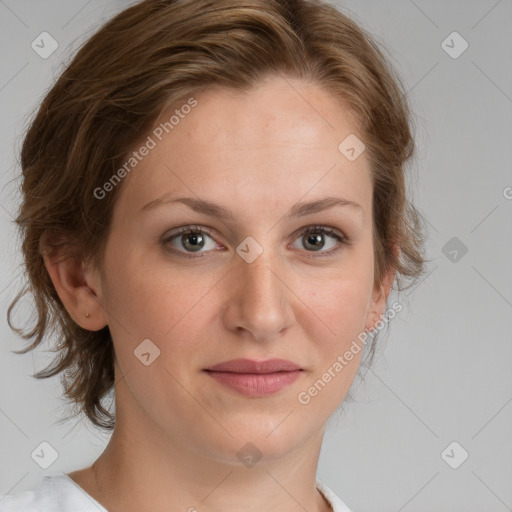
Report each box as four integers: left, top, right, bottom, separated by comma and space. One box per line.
0, 1, 511, 511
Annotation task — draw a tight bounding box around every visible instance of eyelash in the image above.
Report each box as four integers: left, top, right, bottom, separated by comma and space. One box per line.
161, 224, 351, 259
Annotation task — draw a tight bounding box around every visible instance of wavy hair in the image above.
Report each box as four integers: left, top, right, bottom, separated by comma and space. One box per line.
7, 0, 427, 431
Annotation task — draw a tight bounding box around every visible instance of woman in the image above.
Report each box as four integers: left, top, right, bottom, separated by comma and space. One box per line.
2, 0, 425, 510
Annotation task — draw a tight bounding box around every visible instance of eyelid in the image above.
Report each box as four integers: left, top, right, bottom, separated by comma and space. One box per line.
292, 224, 349, 243
161, 224, 217, 243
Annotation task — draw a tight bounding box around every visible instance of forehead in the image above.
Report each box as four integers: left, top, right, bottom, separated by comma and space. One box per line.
113, 75, 371, 222
177, 76, 362, 152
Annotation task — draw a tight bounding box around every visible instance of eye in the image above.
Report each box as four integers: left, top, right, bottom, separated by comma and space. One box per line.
162, 225, 219, 258
291, 225, 349, 257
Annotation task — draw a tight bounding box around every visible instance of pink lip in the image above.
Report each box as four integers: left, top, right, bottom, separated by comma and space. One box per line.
204, 358, 303, 397
207, 358, 302, 373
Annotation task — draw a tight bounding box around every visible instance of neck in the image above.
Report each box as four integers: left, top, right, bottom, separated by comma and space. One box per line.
69, 367, 333, 512
70, 427, 332, 512
86, 427, 332, 512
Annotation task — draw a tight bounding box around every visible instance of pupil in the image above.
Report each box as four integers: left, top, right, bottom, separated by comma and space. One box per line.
306, 233, 323, 251
184, 232, 204, 251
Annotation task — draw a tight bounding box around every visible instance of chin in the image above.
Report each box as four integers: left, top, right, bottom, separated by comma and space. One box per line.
196, 416, 318, 467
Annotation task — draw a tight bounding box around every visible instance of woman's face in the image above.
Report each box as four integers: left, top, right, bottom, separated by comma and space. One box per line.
93, 75, 388, 463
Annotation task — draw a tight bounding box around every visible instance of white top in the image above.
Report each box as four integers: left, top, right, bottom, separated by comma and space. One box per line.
0, 473, 352, 512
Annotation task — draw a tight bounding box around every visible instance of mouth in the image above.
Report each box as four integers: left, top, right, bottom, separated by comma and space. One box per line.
204, 358, 303, 397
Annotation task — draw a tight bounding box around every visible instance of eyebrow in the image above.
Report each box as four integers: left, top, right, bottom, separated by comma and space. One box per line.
140, 194, 363, 220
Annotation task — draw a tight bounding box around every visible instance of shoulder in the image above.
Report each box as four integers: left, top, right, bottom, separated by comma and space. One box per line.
2, 474, 349, 512
0, 473, 107, 512
0, 487, 37, 512
0, 477, 49, 512
316, 478, 353, 512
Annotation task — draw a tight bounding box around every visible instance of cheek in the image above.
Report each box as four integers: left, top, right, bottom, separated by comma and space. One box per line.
100, 240, 189, 337
294, 266, 373, 412
101, 242, 224, 384
303, 247, 375, 342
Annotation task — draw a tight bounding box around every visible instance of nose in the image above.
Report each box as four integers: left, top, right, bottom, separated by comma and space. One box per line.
222, 247, 295, 343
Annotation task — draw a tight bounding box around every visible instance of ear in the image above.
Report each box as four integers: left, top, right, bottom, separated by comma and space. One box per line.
41, 238, 108, 332
364, 243, 399, 332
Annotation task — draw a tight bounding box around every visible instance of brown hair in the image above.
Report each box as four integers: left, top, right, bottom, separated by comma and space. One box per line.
7, 0, 427, 431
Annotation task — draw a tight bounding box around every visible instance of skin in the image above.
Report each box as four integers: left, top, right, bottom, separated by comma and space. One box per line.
44, 74, 395, 512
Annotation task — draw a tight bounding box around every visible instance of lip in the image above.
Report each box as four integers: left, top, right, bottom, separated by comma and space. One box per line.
206, 358, 302, 373
204, 358, 303, 397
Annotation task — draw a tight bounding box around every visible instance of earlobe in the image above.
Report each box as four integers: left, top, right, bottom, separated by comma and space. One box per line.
364, 247, 398, 332
42, 249, 108, 331
364, 286, 389, 334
